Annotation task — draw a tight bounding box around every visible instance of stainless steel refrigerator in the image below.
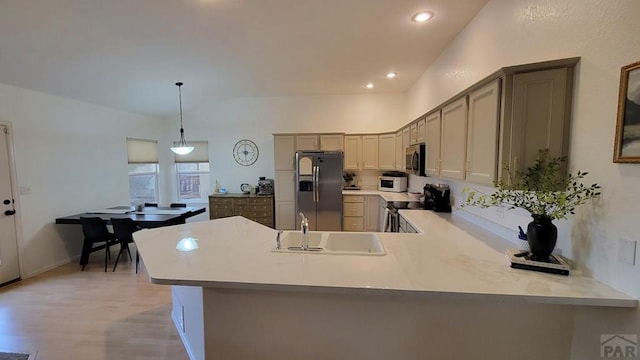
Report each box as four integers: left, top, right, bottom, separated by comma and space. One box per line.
295, 151, 343, 231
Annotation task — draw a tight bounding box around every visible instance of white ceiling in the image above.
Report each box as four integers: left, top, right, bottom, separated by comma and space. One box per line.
0, 0, 488, 117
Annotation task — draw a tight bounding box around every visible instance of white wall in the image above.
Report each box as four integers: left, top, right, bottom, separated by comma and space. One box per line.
0, 83, 166, 276
173, 94, 406, 193
406, 1, 640, 358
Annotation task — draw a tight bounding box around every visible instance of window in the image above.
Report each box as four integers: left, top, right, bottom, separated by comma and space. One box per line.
174, 141, 209, 203
176, 163, 210, 202
127, 138, 159, 203
129, 163, 159, 202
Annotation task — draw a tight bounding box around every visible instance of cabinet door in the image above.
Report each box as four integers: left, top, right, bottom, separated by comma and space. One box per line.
378, 133, 396, 170
440, 97, 468, 180
378, 197, 387, 232
402, 127, 411, 154
466, 80, 501, 185
425, 111, 441, 176
274, 135, 295, 171
295, 135, 319, 151
365, 196, 379, 232
275, 202, 296, 230
275, 170, 295, 203
410, 122, 418, 145
361, 135, 379, 170
343, 136, 361, 170
320, 134, 344, 151
507, 68, 569, 177
395, 130, 404, 171
417, 118, 426, 144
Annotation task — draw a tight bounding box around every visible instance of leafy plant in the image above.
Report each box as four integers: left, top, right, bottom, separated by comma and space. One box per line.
462, 149, 601, 220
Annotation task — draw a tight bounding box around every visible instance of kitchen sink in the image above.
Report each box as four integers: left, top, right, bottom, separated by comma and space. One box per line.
273, 231, 386, 256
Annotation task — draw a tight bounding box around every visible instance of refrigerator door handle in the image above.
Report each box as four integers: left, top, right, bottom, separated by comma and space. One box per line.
312, 165, 316, 203
315, 165, 320, 202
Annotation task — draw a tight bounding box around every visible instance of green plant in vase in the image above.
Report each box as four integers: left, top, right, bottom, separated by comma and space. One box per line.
462, 149, 601, 260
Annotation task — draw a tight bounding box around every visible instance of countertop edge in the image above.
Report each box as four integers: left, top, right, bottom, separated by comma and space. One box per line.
149, 276, 638, 308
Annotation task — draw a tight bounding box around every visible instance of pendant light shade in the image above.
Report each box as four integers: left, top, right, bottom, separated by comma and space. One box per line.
170, 82, 194, 155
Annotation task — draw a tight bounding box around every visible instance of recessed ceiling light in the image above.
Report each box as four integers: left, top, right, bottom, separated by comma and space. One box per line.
365, 83, 374, 89
386, 72, 397, 79
412, 11, 434, 23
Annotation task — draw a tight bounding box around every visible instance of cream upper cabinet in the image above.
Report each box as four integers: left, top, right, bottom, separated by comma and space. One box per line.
440, 97, 468, 180
274, 135, 295, 171
402, 127, 410, 153
320, 134, 344, 151
343, 135, 362, 170
361, 135, 379, 170
410, 122, 418, 145
395, 130, 404, 171
425, 111, 441, 177
502, 67, 571, 180
378, 133, 396, 170
416, 118, 426, 144
295, 135, 319, 151
465, 79, 501, 185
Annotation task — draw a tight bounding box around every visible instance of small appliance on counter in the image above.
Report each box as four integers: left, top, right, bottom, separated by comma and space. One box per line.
423, 183, 452, 212
378, 171, 408, 193
257, 177, 274, 195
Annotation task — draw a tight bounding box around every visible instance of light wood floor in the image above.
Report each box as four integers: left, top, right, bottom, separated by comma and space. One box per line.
0, 249, 189, 360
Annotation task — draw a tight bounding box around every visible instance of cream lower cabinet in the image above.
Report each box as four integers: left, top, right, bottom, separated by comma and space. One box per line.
378, 133, 396, 170
343, 195, 364, 231
343, 195, 379, 232
440, 97, 468, 180
465, 79, 501, 185
364, 196, 379, 232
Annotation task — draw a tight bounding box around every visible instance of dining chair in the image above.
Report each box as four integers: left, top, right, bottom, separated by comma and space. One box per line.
110, 217, 141, 273
170, 203, 187, 208
79, 217, 118, 272
144, 202, 158, 207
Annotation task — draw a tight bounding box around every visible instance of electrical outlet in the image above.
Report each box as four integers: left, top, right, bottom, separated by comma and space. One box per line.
19, 185, 31, 195
496, 206, 505, 218
618, 238, 637, 266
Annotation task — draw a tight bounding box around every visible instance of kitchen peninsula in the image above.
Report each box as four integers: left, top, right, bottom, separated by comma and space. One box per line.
134, 214, 636, 360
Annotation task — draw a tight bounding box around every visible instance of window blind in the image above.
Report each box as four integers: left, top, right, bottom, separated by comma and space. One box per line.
127, 138, 159, 164
174, 141, 209, 163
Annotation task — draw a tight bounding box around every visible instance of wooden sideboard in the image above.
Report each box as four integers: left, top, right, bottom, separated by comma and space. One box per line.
209, 193, 274, 228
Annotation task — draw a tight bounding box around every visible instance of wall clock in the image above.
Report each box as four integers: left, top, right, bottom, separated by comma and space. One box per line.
233, 139, 259, 166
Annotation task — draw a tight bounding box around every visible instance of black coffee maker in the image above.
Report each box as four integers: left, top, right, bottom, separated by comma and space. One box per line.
423, 184, 452, 212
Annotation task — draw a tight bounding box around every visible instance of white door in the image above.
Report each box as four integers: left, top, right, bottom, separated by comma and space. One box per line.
0, 125, 20, 284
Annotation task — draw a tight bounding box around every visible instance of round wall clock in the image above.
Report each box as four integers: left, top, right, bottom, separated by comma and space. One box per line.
233, 139, 259, 166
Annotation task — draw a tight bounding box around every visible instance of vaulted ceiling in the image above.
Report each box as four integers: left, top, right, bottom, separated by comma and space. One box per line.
0, 0, 488, 117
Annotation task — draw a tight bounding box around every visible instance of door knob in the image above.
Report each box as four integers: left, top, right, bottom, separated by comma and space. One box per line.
4, 210, 15, 216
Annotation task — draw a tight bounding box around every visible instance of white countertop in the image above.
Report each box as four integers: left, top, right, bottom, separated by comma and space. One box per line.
134, 212, 637, 308
342, 189, 420, 202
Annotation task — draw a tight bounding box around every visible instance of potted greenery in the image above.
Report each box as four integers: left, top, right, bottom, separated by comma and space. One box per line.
463, 149, 601, 261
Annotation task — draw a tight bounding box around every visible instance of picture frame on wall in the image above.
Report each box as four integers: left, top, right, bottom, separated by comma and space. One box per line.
613, 60, 640, 163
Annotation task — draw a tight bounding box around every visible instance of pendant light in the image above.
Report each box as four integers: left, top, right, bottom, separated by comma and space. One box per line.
170, 82, 194, 155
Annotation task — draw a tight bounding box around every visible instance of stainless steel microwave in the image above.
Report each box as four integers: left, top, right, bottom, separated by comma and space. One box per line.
405, 143, 426, 176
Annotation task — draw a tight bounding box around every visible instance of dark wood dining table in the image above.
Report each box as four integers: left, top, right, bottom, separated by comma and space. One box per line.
55, 206, 206, 228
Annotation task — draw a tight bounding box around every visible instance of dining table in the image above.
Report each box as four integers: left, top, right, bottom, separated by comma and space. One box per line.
55, 205, 206, 268
55, 205, 206, 228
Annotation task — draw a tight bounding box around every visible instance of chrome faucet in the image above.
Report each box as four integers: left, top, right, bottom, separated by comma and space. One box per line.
299, 212, 309, 250
276, 230, 283, 250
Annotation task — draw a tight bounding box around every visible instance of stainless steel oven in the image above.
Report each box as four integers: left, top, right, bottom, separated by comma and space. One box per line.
405, 143, 426, 176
